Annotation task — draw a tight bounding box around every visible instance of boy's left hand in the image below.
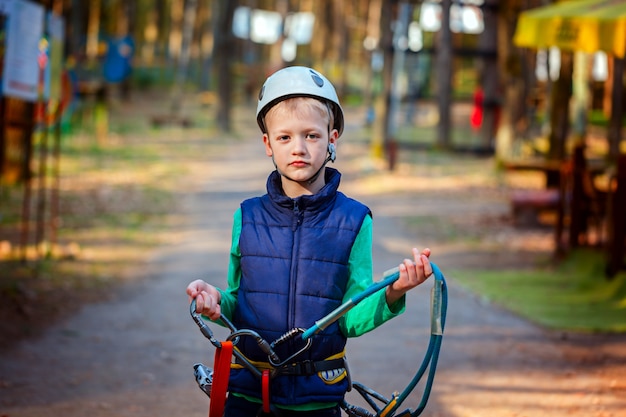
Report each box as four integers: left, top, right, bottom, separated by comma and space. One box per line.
386, 248, 432, 306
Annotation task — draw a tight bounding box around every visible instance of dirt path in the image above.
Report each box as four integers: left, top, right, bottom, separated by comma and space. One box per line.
1, 108, 625, 417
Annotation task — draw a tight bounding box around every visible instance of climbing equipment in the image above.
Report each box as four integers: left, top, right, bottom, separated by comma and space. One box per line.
256, 66, 344, 136
190, 262, 448, 417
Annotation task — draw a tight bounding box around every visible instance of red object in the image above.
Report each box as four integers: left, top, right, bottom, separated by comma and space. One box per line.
209, 341, 233, 417
262, 369, 271, 414
470, 87, 484, 131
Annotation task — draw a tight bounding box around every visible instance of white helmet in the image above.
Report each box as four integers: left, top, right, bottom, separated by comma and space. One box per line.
256, 66, 344, 136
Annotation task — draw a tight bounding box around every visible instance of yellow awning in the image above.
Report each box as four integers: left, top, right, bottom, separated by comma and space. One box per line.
514, 0, 626, 57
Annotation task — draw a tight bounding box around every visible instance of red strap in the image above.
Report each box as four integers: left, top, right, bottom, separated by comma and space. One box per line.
209, 341, 233, 417
262, 369, 271, 414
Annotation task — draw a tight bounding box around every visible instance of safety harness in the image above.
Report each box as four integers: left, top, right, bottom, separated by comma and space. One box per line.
209, 340, 232, 417
197, 331, 347, 416
191, 262, 448, 417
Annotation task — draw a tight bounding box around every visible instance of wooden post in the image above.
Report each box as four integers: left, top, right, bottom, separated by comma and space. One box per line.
605, 155, 626, 279
568, 145, 586, 248
554, 160, 570, 257
608, 58, 624, 161
19, 104, 36, 263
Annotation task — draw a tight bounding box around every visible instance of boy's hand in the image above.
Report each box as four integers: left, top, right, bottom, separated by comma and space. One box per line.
386, 248, 432, 306
186, 280, 222, 321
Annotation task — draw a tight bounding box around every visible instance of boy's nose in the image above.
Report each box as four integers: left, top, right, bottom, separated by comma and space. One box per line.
292, 137, 307, 154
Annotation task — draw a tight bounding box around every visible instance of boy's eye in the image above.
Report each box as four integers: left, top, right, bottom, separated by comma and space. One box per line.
278, 135, 290, 141
306, 133, 320, 140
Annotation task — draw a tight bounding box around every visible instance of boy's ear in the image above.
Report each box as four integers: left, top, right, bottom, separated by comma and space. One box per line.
263, 134, 273, 157
329, 128, 339, 144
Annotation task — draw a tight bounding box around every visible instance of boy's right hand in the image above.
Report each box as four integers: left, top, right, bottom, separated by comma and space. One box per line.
186, 280, 222, 321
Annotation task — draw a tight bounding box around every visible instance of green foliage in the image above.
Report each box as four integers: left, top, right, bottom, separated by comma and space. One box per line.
451, 249, 626, 333
132, 66, 176, 90
0, 185, 23, 226
587, 109, 626, 127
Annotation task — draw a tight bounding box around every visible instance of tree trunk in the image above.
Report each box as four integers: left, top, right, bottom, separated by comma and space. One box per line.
68, 0, 85, 58
370, 0, 393, 159
86, 0, 101, 62
331, 0, 350, 99
168, 0, 184, 75
214, 0, 237, 132
170, 0, 198, 116
436, 0, 452, 149
608, 57, 624, 161
198, 0, 215, 92
546, 51, 573, 187
478, 0, 499, 151
494, 2, 518, 160
363, 0, 382, 113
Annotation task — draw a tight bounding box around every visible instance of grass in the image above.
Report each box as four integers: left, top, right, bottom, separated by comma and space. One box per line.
451, 249, 626, 333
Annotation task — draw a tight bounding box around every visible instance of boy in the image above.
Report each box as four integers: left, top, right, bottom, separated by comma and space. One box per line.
187, 66, 432, 416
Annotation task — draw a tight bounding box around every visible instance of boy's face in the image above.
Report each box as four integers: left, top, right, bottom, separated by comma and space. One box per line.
263, 99, 339, 195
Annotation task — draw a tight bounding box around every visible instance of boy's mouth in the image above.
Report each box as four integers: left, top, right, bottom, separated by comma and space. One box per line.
290, 161, 309, 167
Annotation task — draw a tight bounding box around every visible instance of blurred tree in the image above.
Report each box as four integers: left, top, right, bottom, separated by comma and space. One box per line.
86, 0, 101, 63
213, 0, 237, 132
361, 0, 382, 117
196, 0, 214, 91
67, 0, 86, 59
135, 0, 162, 66
370, 0, 393, 159
168, 0, 184, 72
331, 0, 350, 99
170, 0, 198, 117
608, 58, 624, 160
547, 50, 573, 174
436, 0, 452, 149
478, 0, 499, 151
494, 0, 532, 161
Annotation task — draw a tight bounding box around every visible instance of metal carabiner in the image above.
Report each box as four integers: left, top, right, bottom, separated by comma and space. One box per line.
268, 327, 312, 368
189, 299, 222, 348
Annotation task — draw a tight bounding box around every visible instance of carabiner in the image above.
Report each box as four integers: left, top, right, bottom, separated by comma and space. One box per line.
268, 328, 312, 368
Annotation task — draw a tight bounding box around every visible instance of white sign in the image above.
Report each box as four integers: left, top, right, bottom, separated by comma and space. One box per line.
420, 2, 441, 32
419, 1, 484, 34
450, 4, 484, 34
232, 6, 251, 40
250, 9, 282, 45
2, 0, 44, 101
285, 12, 315, 45
233, 8, 315, 47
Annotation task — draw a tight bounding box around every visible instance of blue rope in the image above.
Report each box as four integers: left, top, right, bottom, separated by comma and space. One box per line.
391, 263, 447, 417
301, 262, 448, 417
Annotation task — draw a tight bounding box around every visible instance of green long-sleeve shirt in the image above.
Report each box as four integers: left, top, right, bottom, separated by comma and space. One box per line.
216, 208, 405, 337
212, 208, 406, 412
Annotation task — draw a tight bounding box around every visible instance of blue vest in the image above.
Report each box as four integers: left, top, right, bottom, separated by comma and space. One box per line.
229, 168, 371, 406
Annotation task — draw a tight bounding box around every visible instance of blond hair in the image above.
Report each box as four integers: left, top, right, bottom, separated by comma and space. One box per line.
263, 97, 334, 132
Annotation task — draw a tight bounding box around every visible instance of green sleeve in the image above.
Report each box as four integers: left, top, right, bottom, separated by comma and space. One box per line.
215, 208, 242, 322
339, 215, 406, 337
217, 210, 404, 333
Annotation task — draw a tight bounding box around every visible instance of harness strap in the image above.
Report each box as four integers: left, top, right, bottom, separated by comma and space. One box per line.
234, 356, 346, 376
262, 370, 271, 414
276, 358, 346, 376
209, 340, 233, 417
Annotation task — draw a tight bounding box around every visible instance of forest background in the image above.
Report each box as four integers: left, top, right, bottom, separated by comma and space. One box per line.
1, 0, 625, 348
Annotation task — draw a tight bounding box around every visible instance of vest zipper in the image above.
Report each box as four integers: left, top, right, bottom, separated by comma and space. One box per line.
288, 199, 302, 349
292, 200, 303, 231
